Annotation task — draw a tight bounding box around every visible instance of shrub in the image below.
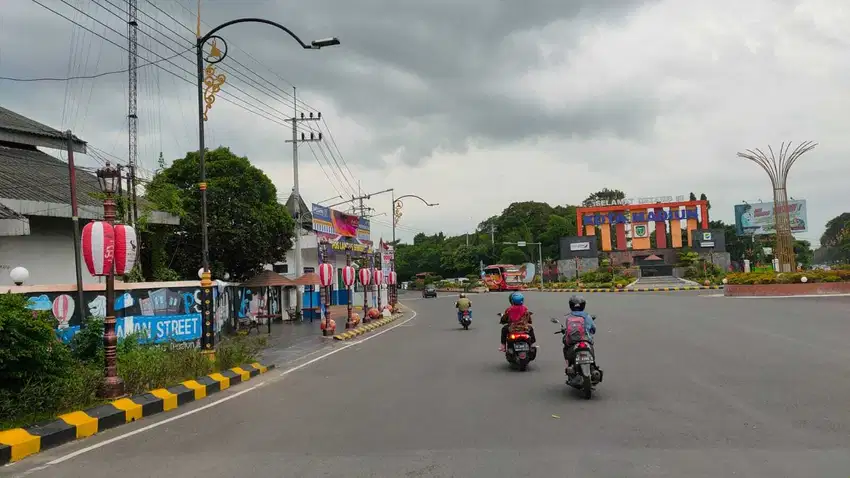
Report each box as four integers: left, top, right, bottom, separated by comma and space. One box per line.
215, 335, 267, 370
725, 269, 850, 285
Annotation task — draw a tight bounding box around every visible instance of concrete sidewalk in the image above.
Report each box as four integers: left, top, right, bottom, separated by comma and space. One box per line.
256, 305, 371, 365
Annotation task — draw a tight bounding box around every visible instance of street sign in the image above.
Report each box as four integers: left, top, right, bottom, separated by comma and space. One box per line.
517, 241, 526, 247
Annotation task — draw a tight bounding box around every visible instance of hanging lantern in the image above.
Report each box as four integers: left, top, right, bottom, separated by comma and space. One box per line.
387, 271, 397, 285
373, 269, 384, 285
318, 263, 334, 287
82, 221, 115, 276
113, 224, 138, 276
342, 265, 356, 287
358, 267, 372, 286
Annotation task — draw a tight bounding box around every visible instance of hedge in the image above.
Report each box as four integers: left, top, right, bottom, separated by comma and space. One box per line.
725, 269, 850, 285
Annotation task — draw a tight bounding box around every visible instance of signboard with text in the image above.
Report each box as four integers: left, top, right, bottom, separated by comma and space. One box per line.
733, 200, 808, 236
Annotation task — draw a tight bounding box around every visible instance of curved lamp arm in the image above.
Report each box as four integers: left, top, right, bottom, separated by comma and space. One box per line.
198, 18, 339, 50
393, 194, 439, 207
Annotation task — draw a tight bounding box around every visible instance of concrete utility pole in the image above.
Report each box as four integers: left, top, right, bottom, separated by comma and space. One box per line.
285, 86, 323, 316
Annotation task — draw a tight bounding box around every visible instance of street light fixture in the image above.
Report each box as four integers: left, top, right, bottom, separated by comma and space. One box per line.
95, 162, 125, 398
311, 37, 341, 48
391, 193, 439, 244
195, 18, 339, 354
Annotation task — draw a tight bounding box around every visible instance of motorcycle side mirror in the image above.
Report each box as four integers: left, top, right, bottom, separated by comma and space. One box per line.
550, 317, 559, 324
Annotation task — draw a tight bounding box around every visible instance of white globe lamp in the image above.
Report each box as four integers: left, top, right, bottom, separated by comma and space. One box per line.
722, 278, 728, 285
801, 276, 808, 283
198, 267, 205, 279
10, 266, 29, 286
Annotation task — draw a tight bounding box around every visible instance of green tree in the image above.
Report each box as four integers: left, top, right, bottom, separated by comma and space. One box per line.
582, 188, 625, 207
499, 246, 527, 265
146, 147, 294, 280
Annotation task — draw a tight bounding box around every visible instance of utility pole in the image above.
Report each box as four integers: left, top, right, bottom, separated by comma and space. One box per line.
490, 224, 495, 245
65, 131, 86, 327
285, 86, 322, 317
127, 0, 138, 227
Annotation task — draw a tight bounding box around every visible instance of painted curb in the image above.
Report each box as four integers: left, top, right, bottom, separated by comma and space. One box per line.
541, 286, 724, 293
333, 313, 403, 341
0, 362, 275, 466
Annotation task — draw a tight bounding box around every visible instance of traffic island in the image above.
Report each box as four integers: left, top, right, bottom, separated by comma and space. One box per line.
333, 308, 406, 341
0, 362, 274, 466
723, 271, 850, 297
724, 282, 850, 297
544, 286, 723, 293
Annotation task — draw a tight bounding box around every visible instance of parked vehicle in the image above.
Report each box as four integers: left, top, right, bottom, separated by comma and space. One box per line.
552, 316, 603, 399
422, 285, 437, 298
482, 264, 524, 292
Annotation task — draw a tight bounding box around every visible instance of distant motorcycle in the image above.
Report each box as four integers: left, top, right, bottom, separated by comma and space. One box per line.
551, 316, 603, 399
498, 312, 537, 371
459, 309, 472, 330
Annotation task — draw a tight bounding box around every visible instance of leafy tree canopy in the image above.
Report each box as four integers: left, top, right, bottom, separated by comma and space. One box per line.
395, 201, 578, 281
146, 147, 295, 280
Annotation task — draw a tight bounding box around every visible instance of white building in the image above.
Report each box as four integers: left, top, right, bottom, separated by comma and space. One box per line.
267, 194, 387, 311
0, 106, 179, 287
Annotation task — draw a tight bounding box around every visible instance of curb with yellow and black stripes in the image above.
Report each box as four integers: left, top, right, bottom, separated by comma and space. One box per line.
0, 362, 274, 465
543, 286, 724, 293
333, 313, 403, 341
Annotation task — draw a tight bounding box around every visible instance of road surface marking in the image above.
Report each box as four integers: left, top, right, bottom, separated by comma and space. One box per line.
13, 309, 418, 476
15, 382, 267, 476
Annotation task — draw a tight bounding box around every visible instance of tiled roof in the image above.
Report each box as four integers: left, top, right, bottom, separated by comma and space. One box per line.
0, 106, 84, 144
0, 144, 103, 208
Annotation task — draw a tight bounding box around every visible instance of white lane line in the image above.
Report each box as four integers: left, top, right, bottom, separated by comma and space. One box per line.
15, 309, 418, 476
16, 382, 267, 476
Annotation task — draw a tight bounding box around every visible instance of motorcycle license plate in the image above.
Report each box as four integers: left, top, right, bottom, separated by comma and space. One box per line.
575, 351, 593, 364
513, 342, 529, 352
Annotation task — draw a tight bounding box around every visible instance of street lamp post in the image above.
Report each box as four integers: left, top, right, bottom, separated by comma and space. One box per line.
96, 163, 125, 398
194, 18, 339, 354
503, 241, 545, 290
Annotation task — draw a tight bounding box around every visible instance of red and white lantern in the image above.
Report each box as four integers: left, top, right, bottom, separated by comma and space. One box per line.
318, 263, 334, 287
341, 265, 356, 287
358, 267, 372, 286
113, 224, 137, 275
387, 271, 397, 285
373, 269, 384, 285
82, 221, 114, 276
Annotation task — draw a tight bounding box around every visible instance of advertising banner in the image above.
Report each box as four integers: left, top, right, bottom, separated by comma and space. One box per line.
734, 200, 808, 236
311, 203, 372, 254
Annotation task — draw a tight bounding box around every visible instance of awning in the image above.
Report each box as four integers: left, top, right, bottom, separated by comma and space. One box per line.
291, 272, 321, 286
238, 270, 295, 288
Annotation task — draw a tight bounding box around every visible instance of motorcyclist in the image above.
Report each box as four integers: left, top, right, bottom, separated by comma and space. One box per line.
562, 295, 598, 375
455, 293, 472, 323
499, 291, 535, 352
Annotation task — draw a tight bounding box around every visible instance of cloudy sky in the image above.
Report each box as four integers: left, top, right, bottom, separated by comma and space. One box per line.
1, 0, 846, 247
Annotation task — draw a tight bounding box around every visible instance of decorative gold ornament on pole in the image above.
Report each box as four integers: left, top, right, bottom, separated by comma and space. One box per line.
202, 40, 226, 121
737, 141, 817, 273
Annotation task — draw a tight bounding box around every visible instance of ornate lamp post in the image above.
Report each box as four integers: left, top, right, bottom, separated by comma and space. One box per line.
737, 142, 816, 272
195, 18, 339, 353
95, 162, 125, 398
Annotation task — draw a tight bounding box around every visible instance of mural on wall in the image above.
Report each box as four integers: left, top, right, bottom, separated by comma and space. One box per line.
23, 284, 222, 346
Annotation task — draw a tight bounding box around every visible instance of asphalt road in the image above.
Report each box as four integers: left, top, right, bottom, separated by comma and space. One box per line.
5, 291, 850, 477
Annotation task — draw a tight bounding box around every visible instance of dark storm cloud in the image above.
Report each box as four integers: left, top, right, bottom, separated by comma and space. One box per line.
198, 0, 659, 165
2, 0, 657, 169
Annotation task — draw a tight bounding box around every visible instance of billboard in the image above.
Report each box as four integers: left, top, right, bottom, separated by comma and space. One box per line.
734, 200, 808, 236
559, 236, 599, 259
311, 203, 372, 254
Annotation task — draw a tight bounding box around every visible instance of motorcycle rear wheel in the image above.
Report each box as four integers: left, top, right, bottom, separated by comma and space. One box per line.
582, 375, 592, 399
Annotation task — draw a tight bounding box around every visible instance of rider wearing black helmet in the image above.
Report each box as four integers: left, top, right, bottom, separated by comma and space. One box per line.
563, 295, 597, 373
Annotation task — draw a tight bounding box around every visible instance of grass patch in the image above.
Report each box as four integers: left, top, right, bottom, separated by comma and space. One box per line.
0, 298, 268, 430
